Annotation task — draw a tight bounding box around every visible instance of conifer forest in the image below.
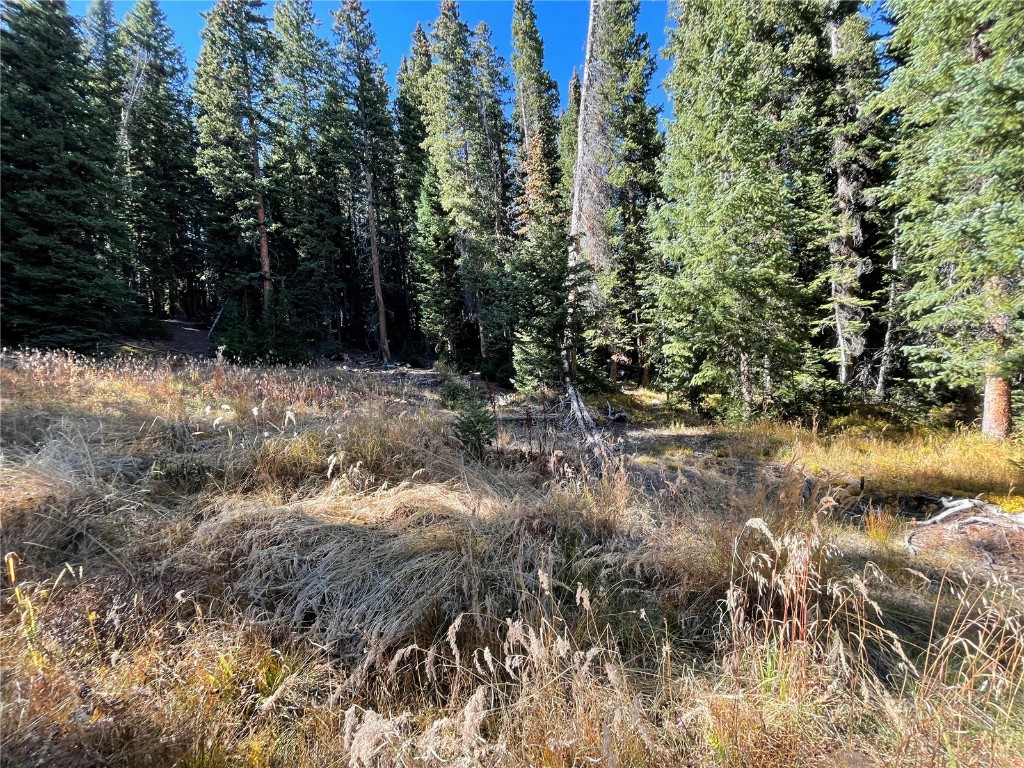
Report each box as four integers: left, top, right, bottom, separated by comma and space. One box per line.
2, 0, 1021, 435
2, 1, 1024, 766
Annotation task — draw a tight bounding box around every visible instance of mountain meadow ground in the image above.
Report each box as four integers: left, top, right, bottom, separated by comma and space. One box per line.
1, 351, 1023, 768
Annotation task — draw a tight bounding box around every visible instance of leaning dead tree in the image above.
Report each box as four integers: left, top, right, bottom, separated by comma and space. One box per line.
561, 0, 613, 446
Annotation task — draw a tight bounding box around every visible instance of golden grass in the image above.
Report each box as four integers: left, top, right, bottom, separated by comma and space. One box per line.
1, 351, 1022, 767
650, 420, 1022, 501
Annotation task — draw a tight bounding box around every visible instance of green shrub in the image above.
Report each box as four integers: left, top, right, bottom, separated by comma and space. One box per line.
440, 378, 478, 410
454, 399, 497, 459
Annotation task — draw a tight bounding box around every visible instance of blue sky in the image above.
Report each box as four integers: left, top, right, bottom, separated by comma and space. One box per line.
69, 0, 674, 112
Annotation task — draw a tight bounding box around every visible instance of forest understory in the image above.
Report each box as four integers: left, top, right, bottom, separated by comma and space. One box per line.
1, 351, 1022, 768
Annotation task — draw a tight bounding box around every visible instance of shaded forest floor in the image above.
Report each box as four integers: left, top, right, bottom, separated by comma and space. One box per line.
1, 352, 1023, 767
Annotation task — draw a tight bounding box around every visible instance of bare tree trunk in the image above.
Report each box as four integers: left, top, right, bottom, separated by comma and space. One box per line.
365, 168, 390, 363
739, 351, 754, 414
568, 0, 611, 286
982, 275, 1012, 439
560, 0, 606, 443
982, 376, 1012, 439
874, 253, 898, 401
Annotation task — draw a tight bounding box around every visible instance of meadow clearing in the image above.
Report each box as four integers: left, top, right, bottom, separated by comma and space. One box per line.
1, 351, 1022, 767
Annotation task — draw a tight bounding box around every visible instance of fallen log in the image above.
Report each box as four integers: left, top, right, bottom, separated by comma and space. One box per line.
905, 495, 1023, 556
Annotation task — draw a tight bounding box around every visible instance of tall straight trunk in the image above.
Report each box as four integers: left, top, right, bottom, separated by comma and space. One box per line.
365, 168, 390, 362
739, 350, 754, 414
875, 253, 898, 401
981, 275, 1012, 439
561, 0, 603, 441
982, 376, 1011, 439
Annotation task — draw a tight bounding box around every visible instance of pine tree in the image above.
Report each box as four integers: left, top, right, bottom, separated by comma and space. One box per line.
194, 0, 275, 315
558, 68, 581, 204
509, 0, 568, 390
650, 0, 826, 414
395, 23, 432, 235
413, 165, 464, 358
422, 1, 512, 372
267, 0, 341, 343
118, 0, 208, 318
1, 0, 132, 348
334, 0, 401, 362
877, 0, 1023, 438
598, 0, 662, 386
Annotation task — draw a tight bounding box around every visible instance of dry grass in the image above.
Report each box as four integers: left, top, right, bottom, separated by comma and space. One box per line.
649, 420, 1022, 502
2, 351, 1023, 767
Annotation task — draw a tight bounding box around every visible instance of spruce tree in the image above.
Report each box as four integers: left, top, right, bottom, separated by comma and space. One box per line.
81, 0, 124, 150
267, 0, 341, 343
333, 0, 401, 362
819, 2, 888, 389
413, 165, 464, 359
82, 0, 132, 294
558, 69, 581, 204
0, 0, 131, 348
877, 0, 1023, 438
422, 1, 512, 372
194, 0, 275, 316
470, 22, 516, 376
598, 0, 662, 386
509, 0, 568, 390
395, 24, 432, 236
118, 0, 208, 318
650, 0, 825, 414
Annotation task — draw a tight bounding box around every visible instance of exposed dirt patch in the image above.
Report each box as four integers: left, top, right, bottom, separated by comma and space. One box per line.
159, 320, 214, 357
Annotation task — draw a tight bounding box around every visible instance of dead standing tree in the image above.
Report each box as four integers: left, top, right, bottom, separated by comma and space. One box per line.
562, 0, 612, 452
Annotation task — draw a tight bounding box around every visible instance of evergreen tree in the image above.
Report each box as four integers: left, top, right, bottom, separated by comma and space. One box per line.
82, 0, 132, 292
509, 0, 568, 390
422, 1, 512, 372
194, 0, 276, 316
470, 21, 516, 376
267, 0, 342, 343
821, 4, 887, 388
81, 0, 124, 150
650, 0, 826, 414
333, 0, 401, 362
598, 0, 662, 386
413, 165, 464, 358
395, 23, 432, 235
118, 0, 209, 318
558, 68, 581, 204
0, 0, 132, 348
877, 0, 1023, 438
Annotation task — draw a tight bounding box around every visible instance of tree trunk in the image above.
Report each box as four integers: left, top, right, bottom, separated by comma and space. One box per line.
981, 275, 1012, 439
559, 0, 606, 450
364, 168, 390, 363
874, 253, 898, 401
254, 184, 271, 314
982, 375, 1011, 439
739, 350, 754, 414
